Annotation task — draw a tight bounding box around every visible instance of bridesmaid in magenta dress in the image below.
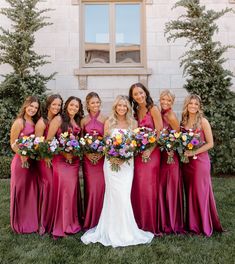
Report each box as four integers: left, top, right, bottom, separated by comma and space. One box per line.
81, 92, 106, 230
10, 96, 41, 233
129, 83, 163, 234
46, 96, 84, 238
181, 94, 223, 236
35, 94, 63, 235
158, 90, 184, 234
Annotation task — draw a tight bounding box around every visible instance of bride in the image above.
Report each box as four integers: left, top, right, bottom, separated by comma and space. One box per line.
81, 95, 154, 247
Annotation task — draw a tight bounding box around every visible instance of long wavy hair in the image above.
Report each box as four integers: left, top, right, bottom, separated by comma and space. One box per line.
17, 96, 41, 125
129, 82, 154, 117
108, 95, 136, 130
85, 92, 101, 113
181, 94, 204, 129
61, 96, 84, 132
41, 94, 63, 124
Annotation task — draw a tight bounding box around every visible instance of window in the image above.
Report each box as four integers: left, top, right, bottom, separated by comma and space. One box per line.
81, 1, 145, 68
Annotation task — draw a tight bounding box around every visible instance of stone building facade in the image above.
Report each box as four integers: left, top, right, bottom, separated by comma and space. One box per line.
0, 0, 234, 115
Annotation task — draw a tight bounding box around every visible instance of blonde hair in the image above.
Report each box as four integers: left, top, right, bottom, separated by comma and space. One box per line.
181, 94, 204, 129
109, 95, 136, 130
160, 89, 175, 104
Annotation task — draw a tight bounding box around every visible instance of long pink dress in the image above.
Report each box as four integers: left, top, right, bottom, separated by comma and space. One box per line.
52, 125, 83, 237
38, 123, 54, 234
182, 129, 223, 236
158, 111, 184, 234
10, 121, 38, 233
131, 112, 161, 234
83, 112, 105, 230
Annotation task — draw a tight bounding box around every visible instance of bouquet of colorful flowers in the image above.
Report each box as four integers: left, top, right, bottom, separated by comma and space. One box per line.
133, 127, 157, 162
33, 136, 59, 160
58, 130, 82, 163
15, 134, 37, 168
178, 129, 203, 163
79, 131, 105, 164
103, 130, 136, 172
158, 129, 182, 164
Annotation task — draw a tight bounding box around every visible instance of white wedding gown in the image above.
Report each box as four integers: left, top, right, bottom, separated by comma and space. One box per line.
81, 129, 154, 247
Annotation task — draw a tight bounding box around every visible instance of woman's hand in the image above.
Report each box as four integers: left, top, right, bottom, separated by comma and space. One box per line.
109, 157, 125, 166
44, 157, 52, 168
20, 156, 29, 168
184, 150, 196, 157
86, 153, 103, 165
62, 152, 73, 164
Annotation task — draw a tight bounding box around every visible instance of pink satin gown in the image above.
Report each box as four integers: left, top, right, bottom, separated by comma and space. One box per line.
10, 122, 39, 233
131, 112, 161, 234
182, 129, 223, 236
37, 124, 54, 234
83, 112, 105, 230
52, 125, 83, 237
158, 111, 184, 234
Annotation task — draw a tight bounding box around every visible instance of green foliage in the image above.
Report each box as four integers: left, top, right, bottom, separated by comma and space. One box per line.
0, 0, 55, 156
165, 0, 235, 175
0, 156, 11, 179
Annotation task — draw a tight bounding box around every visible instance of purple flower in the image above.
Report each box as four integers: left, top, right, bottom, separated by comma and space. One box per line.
70, 139, 79, 147
191, 138, 199, 146
91, 142, 98, 150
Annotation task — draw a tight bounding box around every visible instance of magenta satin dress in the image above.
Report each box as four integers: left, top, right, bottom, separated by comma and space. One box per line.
38, 124, 54, 234
10, 122, 38, 233
131, 112, 161, 234
52, 125, 83, 237
158, 112, 184, 234
83, 112, 105, 230
182, 129, 223, 236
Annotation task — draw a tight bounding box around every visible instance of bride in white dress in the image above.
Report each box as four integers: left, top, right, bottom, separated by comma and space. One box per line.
81, 95, 154, 247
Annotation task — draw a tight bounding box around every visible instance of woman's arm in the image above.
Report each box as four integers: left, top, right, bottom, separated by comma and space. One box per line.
103, 119, 110, 136
166, 111, 180, 132
185, 118, 214, 157
10, 119, 24, 153
35, 117, 46, 137
46, 115, 62, 141
150, 106, 163, 133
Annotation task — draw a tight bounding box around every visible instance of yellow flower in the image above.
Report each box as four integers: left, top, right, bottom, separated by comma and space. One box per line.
115, 134, 122, 140
39, 136, 45, 143
182, 135, 187, 141
174, 132, 180, 138
131, 140, 137, 147
116, 138, 122, 145
149, 136, 156, 143
133, 128, 140, 133
62, 132, 68, 138
187, 143, 193, 150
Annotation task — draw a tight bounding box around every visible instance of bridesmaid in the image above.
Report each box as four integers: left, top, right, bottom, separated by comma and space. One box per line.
46, 96, 84, 238
35, 94, 63, 235
181, 94, 223, 236
10, 96, 41, 233
129, 83, 163, 234
158, 90, 184, 234
81, 92, 106, 230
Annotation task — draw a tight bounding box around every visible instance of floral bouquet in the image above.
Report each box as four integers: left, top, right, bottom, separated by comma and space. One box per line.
103, 130, 136, 172
58, 130, 82, 163
133, 127, 157, 163
79, 131, 105, 164
15, 134, 37, 168
34, 136, 59, 160
158, 129, 182, 164
178, 129, 203, 163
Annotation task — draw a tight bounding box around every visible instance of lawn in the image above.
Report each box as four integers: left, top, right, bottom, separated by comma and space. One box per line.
0, 177, 234, 264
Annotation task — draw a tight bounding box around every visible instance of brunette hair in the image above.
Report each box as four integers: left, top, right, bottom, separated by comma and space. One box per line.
41, 94, 63, 124
61, 96, 84, 132
17, 96, 41, 125
85, 92, 101, 112
129, 82, 154, 116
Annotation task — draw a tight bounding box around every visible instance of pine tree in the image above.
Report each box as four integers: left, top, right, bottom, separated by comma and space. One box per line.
165, 0, 235, 175
0, 0, 55, 155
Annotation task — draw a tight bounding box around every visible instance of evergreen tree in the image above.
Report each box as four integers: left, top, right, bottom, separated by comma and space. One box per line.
165, 0, 235, 175
0, 0, 55, 155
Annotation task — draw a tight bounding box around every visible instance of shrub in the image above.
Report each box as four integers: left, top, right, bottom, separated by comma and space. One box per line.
0, 156, 12, 179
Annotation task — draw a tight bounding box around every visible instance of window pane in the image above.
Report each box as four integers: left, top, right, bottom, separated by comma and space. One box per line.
115, 4, 141, 64
85, 5, 109, 64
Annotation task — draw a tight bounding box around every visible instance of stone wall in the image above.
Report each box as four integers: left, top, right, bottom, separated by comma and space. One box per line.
0, 0, 234, 116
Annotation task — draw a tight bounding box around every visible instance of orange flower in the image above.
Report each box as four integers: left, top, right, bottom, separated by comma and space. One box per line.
187, 143, 193, 150
149, 136, 156, 144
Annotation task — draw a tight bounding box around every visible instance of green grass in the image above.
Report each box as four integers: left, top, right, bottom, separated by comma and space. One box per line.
0, 177, 234, 264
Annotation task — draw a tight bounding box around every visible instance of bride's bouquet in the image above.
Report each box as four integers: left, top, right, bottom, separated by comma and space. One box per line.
103, 130, 136, 172
15, 134, 37, 168
158, 129, 182, 164
58, 130, 83, 163
133, 127, 157, 162
79, 131, 105, 164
